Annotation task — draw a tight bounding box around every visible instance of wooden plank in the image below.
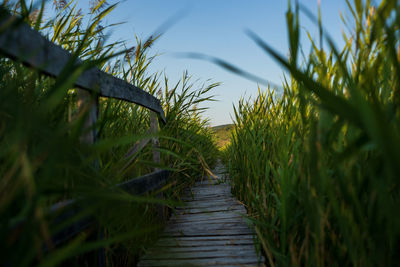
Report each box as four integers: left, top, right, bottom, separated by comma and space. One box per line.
147, 245, 258, 253
0, 10, 166, 122
176, 200, 244, 208
183, 188, 232, 194
157, 237, 254, 245
142, 248, 258, 260
170, 216, 247, 224
184, 185, 230, 191
138, 258, 262, 266
154, 238, 255, 247
170, 218, 246, 226
185, 188, 231, 194
194, 180, 220, 186
161, 229, 254, 237
174, 208, 245, 216
181, 193, 235, 200
183, 191, 232, 197
174, 208, 245, 215
166, 221, 251, 230
171, 209, 246, 221
180, 195, 237, 201
171, 216, 244, 223
175, 203, 242, 211
176, 204, 244, 211
163, 226, 253, 235
166, 220, 250, 228
176, 200, 243, 209
164, 225, 252, 234
174, 205, 245, 214
179, 196, 238, 203
186, 184, 229, 189
153, 243, 254, 251
170, 217, 247, 225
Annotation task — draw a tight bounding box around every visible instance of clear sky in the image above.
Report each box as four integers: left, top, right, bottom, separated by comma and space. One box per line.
53, 0, 351, 126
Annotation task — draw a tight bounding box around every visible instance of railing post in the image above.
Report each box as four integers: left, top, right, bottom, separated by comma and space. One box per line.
77, 89, 98, 144
150, 111, 165, 221
77, 89, 105, 267
150, 111, 160, 169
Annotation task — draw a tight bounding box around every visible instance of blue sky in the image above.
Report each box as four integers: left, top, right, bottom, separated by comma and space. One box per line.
51, 0, 351, 126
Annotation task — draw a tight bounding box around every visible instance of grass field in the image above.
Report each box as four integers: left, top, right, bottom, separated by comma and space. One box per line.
211, 124, 234, 148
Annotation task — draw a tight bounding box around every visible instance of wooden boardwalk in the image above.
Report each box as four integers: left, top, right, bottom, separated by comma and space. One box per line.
138, 162, 265, 266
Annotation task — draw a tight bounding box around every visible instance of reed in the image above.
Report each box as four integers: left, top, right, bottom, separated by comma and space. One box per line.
224, 0, 400, 266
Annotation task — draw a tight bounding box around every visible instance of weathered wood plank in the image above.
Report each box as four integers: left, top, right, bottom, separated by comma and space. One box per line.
174, 209, 245, 216
194, 180, 220, 186
186, 189, 232, 194
174, 208, 245, 216
174, 206, 244, 213
0, 10, 166, 122
165, 223, 252, 232
191, 184, 230, 188
175, 200, 243, 209
138, 257, 262, 267
154, 238, 255, 247
176, 205, 244, 212
147, 245, 258, 253
166, 221, 250, 230
138, 162, 264, 266
180, 195, 237, 201
162, 228, 254, 237
157, 237, 254, 243
169, 217, 247, 225
181, 194, 237, 201
142, 248, 258, 260
184, 185, 230, 191
169, 219, 246, 226
180, 198, 238, 204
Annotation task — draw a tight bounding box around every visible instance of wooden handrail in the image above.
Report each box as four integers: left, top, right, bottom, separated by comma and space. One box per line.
0, 9, 166, 123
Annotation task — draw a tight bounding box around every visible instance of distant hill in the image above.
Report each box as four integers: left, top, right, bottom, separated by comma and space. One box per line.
212, 124, 234, 148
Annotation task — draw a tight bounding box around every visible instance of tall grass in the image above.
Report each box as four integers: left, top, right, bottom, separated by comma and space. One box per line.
0, 0, 218, 266
225, 0, 400, 266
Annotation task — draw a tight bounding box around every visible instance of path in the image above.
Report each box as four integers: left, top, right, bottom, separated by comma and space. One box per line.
138, 162, 265, 266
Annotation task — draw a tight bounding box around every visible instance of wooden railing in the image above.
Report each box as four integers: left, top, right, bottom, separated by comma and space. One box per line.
0, 8, 170, 258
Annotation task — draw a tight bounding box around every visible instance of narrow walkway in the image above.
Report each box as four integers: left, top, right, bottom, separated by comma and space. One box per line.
138, 162, 265, 266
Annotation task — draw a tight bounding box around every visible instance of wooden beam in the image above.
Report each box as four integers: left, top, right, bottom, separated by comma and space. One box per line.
0, 10, 166, 123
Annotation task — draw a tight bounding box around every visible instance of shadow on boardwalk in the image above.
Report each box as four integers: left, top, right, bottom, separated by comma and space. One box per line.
138, 161, 265, 267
